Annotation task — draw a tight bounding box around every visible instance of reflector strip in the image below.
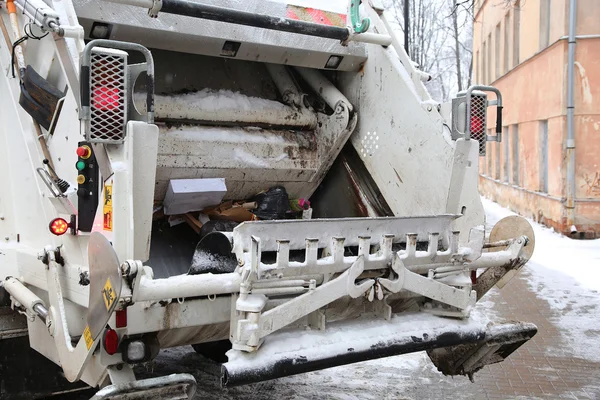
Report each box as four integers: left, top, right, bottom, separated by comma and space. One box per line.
286, 5, 346, 27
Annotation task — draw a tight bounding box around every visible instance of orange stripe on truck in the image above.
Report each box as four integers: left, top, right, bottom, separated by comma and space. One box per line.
286, 5, 347, 27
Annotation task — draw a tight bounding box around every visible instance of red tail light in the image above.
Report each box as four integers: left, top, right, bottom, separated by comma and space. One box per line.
104, 328, 119, 355
49, 218, 69, 236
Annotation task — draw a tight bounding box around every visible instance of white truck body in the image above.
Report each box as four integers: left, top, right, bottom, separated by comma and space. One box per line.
0, 0, 536, 397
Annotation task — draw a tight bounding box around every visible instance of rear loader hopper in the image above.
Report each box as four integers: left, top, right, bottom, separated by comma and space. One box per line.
0, 0, 536, 398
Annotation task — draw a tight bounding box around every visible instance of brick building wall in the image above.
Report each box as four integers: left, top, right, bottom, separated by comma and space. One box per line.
473, 0, 600, 237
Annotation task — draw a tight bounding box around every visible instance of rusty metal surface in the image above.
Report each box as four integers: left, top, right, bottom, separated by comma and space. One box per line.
488, 216, 535, 260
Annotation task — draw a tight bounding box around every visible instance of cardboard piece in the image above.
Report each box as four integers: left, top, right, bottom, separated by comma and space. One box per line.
203, 201, 257, 222
163, 178, 227, 215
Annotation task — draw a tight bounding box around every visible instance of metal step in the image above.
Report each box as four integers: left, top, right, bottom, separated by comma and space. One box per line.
221, 312, 536, 387
90, 374, 196, 400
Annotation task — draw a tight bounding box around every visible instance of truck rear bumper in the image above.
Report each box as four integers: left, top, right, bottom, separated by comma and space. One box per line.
221, 312, 537, 387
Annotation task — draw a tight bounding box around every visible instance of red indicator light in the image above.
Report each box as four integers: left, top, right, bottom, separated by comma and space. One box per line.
93, 87, 120, 111
470, 115, 484, 134
76, 146, 91, 159
49, 218, 69, 236
115, 309, 127, 328
104, 328, 119, 355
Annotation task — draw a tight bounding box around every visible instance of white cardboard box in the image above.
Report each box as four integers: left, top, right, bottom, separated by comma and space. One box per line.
163, 178, 227, 215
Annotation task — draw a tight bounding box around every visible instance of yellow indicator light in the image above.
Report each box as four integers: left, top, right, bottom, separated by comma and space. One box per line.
77, 175, 86, 184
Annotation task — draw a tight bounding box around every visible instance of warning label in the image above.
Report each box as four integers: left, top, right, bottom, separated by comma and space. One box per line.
83, 325, 93, 350
102, 278, 116, 311
103, 184, 113, 231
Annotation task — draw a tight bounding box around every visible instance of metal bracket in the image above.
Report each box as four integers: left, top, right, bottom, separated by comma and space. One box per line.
380, 252, 474, 314
475, 235, 528, 300
349, 0, 370, 33
91, 373, 197, 400
36, 168, 65, 198
232, 256, 374, 351
44, 248, 101, 382
127, 63, 149, 121
148, 0, 162, 17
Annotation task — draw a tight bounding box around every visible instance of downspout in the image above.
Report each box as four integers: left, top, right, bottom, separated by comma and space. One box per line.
566, 0, 577, 232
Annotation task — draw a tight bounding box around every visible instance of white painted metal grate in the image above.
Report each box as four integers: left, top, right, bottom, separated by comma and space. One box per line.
469, 93, 487, 156
89, 49, 128, 143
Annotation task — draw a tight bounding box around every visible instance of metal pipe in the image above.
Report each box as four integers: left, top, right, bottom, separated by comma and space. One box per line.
251, 287, 306, 296
265, 63, 302, 107
135, 92, 317, 129
159, 0, 349, 41
566, 0, 577, 228
294, 67, 353, 112
465, 250, 514, 271
222, 320, 537, 387
2, 277, 48, 322
483, 239, 513, 248
406, 250, 514, 275
349, 31, 392, 46
251, 279, 306, 289
135, 273, 242, 302
559, 34, 600, 40
6, 0, 26, 76
33, 303, 48, 323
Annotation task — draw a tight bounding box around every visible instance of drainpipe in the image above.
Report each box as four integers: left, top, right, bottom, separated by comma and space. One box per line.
566, 0, 577, 232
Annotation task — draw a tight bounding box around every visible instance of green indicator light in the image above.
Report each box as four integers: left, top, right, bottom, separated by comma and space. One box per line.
76, 160, 86, 171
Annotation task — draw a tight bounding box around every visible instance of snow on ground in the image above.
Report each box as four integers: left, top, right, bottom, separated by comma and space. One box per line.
482, 197, 600, 292
482, 197, 600, 363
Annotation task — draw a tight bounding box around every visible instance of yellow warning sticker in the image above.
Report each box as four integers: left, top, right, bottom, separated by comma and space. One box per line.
83, 325, 93, 350
102, 278, 116, 311
103, 184, 113, 231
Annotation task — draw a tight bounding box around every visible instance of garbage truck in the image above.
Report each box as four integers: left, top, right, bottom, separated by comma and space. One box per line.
0, 0, 537, 397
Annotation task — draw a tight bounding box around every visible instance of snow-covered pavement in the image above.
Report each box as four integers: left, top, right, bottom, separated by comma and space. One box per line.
482, 197, 600, 368
482, 197, 600, 293
70, 199, 599, 400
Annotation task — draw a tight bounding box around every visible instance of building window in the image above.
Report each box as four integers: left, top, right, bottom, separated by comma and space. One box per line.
512, 124, 519, 185
495, 139, 501, 180
487, 140, 493, 176
540, 0, 551, 50
495, 23, 501, 79
487, 33, 492, 82
513, 2, 521, 67
539, 120, 549, 193
504, 13, 510, 73
475, 50, 479, 83
503, 126, 509, 182
482, 40, 487, 84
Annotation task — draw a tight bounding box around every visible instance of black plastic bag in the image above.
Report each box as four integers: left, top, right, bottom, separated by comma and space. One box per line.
250, 186, 290, 220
